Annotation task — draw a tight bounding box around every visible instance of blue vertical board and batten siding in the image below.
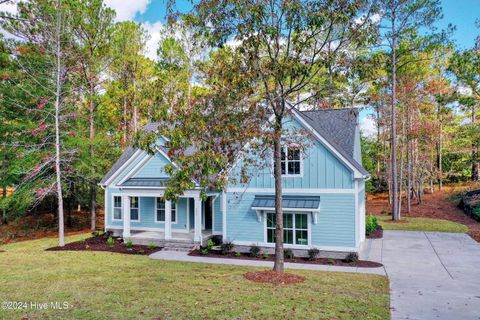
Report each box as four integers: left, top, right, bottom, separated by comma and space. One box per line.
225, 114, 359, 249
213, 197, 222, 234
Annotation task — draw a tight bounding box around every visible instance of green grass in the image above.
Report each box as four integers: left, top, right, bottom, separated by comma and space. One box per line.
0, 235, 390, 320
377, 215, 469, 233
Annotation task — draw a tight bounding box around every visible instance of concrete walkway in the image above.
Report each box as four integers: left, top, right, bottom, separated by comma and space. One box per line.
361, 230, 480, 320
149, 250, 386, 275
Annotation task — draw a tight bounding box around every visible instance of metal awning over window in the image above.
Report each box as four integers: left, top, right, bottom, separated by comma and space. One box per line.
251, 195, 320, 224
251, 195, 320, 211
120, 178, 169, 187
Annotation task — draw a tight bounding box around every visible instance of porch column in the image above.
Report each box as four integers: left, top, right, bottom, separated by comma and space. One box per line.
165, 200, 172, 240
194, 196, 202, 244
122, 195, 131, 238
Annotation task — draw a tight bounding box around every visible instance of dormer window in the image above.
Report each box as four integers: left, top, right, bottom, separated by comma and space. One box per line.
280, 146, 302, 177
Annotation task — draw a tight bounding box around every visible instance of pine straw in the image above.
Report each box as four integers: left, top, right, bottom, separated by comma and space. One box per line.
244, 270, 305, 285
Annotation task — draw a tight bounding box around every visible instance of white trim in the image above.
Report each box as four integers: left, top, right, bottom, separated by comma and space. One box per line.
221, 191, 227, 240
187, 197, 191, 230
263, 211, 311, 246
129, 196, 140, 222
354, 180, 359, 247
154, 197, 178, 224
116, 153, 152, 186
122, 195, 131, 238
111, 193, 123, 221
103, 149, 143, 186
115, 190, 200, 197
212, 196, 216, 232
232, 240, 358, 252
290, 107, 367, 179
105, 226, 191, 233
227, 188, 355, 194
276, 145, 304, 178
252, 207, 319, 212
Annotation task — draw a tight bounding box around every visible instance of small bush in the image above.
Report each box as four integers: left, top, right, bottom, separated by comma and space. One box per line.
206, 239, 215, 251
343, 252, 359, 263
234, 251, 241, 257
125, 239, 133, 249
220, 241, 234, 255
307, 248, 320, 260
327, 258, 335, 265
211, 235, 223, 245
262, 253, 269, 259
284, 248, 294, 259
366, 215, 379, 235
249, 244, 261, 257
102, 230, 114, 240
201, 248, 209, 255
473, 207, 480, 220
106, 236, 115, 247
147, 242, 156, 251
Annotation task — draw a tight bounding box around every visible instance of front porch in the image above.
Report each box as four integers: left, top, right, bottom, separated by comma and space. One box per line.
129, 230, 214, 247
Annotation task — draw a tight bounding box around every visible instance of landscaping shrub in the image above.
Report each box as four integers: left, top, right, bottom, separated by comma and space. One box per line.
125, 239, 133, 250
147, 242, 156, 251
211, 235, 223, 245
220, 241, 234, 255
284, 248, 294, 259
206, 239, 215, 251
249, 245, 261, 257
106, 236, 115, 247
201, 248, 209, 255
366, 215, 379, 235
102, 230, 114, 240
308, 248, 320, 260
263, 253, 269, 259
234, 251, 241, 257
343, 252, 359, 263
473, 206, 480, 221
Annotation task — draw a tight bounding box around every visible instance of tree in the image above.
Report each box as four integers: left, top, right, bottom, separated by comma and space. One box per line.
70, 0, 115, 231
1, 0, 80, 246
378, 0, 444, 220
168, 0, 376, 272
449, 46, 480, 181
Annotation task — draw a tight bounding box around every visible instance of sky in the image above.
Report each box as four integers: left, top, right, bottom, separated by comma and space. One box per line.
1, 0, 478, 136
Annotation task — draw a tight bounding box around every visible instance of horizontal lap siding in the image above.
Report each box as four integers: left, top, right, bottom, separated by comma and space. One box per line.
226, 193, 263, 242
133, 153, 170, 178
311, 194, 356, 247
226, 192, 356, 248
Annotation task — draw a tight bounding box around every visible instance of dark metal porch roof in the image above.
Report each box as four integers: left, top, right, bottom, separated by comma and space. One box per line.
251, 195, 320, 210
120, 178, 169, 187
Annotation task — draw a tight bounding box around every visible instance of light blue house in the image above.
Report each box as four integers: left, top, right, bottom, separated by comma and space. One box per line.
100, 107, 369, 256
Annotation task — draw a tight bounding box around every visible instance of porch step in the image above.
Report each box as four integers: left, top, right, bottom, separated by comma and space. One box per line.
163, 242, 196, 252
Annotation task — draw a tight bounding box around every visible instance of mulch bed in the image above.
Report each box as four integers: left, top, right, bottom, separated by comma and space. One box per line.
46, 235, 162, 255
366, 226, 383, 239
383, 219, 409, 223
367, 184, 480, 242
0, 250, 5, 253
244, 270, 305, 285
189, 250, 383, 268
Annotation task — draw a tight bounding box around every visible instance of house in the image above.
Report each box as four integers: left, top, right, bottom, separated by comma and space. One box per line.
99, 107, 369, 257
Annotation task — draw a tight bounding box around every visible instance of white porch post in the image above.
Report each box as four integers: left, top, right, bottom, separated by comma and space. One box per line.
122, 195, 131, 238
165, 200, 172, 240
194, 196, 202, 244
221, 191, 227, 240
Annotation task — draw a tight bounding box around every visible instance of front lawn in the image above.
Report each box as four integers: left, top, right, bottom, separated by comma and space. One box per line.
376, 215, 469, 233
0, 235, 390, 320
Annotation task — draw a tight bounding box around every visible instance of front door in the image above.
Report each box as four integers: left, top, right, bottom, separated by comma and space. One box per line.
204, 197, 213, 230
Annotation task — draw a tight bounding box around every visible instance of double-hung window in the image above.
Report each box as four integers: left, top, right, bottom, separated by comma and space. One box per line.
113, 196, 122, 220
279, 146, 302, 176
130, 197, 139, 221
266, 212, 308, 245
156, 198, 177, 223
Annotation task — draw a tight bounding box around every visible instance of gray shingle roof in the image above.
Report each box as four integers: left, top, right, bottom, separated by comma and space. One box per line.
120, 178, 169, 187
251, 195, 320, 210
100, 107, 368, 186
296, 108, 368, 176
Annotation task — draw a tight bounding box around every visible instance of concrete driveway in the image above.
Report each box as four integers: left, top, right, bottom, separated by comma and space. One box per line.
361, 230, 480, 320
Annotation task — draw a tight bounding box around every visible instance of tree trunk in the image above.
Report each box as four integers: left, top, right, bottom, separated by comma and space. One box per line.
437, 104, 443, 190
122, 94, 127, 148
89, 80, 96, 232
390, 12, 399, 220
273, 115, 284, 272
54, 9, 65, 247
1, 154, 6, 224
